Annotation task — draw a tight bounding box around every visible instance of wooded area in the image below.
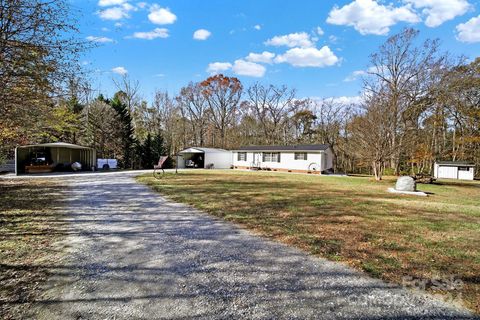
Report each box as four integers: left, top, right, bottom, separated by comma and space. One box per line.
1, 1, 479, 179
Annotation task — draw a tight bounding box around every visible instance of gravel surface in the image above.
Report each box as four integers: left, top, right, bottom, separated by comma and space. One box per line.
26, 172, 477, 319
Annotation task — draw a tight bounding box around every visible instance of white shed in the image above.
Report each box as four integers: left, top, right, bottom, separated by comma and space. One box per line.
434, 161, 475, 180
177, 147, 232, 169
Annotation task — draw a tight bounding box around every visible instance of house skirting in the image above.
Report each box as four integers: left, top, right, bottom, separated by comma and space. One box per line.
233, 166, 321, 174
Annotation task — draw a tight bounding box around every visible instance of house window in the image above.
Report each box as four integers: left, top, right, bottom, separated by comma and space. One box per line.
458, 167, 470, 171
262, 152, 280, 162
237, 152, 247, 161
294, 152, 307, 160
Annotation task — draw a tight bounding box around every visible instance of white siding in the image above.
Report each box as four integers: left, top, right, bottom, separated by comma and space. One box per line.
177, 155, 185, 168
204, 152, 232, 169
233, 151, 254, 167
437, 166, 457, 179
458, 168, 474, 180
233, 150, 333, 172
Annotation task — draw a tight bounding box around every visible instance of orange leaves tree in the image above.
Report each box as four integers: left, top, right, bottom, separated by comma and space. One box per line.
200, 74, 243, 148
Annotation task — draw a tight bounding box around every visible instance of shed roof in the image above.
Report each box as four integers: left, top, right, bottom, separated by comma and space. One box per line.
436, 161, 475, 167
16, 142, 93, 150
234, 144, 330, 152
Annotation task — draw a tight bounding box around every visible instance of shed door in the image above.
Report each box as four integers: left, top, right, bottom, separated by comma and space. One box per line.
438, 166, 457, 179
458, 167, 473, 180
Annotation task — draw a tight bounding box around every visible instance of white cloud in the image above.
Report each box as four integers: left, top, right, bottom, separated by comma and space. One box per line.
274, 46, 339, 67
112, 66, 128, 75
86, 36, 114, 43
265, 32, 314, 48
344, 66, 378, 81
405, 0, 471, 27
329, 35, 338, 43
316, 27, 325, 36
326, 0, 419, 35
132, 28, 169, 40
456, 15, 480, 43
344, 70, 367, 82
98, 0, 126, 6
232, 59, 266, 77
98, 3, 135, 20
254, 24, 261, 30
328, 96, 364, 105
148, 5, 177, 25
193, 29, 211, 40
207, 62, 232, 75
245, 51, 275, 64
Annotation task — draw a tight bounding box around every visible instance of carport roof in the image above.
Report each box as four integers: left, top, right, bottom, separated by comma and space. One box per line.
178, 147, 230, 154
17, 142, 93, 150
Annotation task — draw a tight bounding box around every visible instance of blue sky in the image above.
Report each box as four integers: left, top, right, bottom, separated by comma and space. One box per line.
74, 0, 480, 103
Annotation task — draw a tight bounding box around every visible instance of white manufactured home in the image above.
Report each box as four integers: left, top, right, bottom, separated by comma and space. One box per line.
177, 147, 232, 169
232, 144, 333, 174
434, 161, 475, 180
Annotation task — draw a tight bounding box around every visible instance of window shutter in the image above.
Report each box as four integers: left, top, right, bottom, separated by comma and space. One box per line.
277, 153, 281, 163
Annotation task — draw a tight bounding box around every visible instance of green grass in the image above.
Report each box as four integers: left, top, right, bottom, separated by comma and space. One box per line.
138, 170, 480, 313
0, 179, 67, 319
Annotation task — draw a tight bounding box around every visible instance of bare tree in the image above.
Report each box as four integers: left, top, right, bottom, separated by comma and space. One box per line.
364, 28, 441, 174
177, 82, 209, 146
80, 99, 122, 159
246, 83, 298, 144
113, 74, 141, 114
152, 90, 184, 154
200, 74, 242, 148
311, 99, 353, 171
350, 95, 395, 181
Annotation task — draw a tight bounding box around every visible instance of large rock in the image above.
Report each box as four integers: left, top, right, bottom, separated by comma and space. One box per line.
395, 176, 416, 192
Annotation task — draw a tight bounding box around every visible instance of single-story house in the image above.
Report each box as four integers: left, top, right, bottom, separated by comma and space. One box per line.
177, 147, 232, 169
434, 161, 475, 180
232, 144, 333, 174
15, 142, 96, 175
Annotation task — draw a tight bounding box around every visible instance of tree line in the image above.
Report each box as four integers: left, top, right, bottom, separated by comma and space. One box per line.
1, 1, 478, 178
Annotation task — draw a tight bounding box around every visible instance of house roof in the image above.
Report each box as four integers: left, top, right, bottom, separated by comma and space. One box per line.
234, 144, 330, 152
436, 161, 475, 167
178, 147, 230, 154
16, 142, 93, 150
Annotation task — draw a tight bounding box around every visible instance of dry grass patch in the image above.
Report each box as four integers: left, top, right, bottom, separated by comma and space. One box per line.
138, 170, 480, 314
0, 178, 67, 319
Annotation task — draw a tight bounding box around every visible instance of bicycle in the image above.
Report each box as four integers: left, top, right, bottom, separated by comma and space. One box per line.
153, 156, 168, 180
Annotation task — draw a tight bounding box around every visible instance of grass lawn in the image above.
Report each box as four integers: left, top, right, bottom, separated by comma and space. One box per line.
0, 178, 67, 319
138, 170, 480, 313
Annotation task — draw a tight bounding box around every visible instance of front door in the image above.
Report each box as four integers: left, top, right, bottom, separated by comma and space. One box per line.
253, 152, 261, 168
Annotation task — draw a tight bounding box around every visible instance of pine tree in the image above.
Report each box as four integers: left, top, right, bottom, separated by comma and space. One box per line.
152, 132, 166, 163
141, 133, 154, 169
106, 92, 136, 169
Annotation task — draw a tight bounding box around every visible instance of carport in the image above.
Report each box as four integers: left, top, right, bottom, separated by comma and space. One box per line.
177, 147, 232, 169
15, 142, 96, 175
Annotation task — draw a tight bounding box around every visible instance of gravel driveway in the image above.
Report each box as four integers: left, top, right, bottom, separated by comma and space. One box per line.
27, 172, 476, 319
